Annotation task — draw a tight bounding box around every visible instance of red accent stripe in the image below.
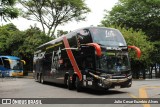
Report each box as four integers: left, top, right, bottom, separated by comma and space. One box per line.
63, 36, 82, 81
128, 45, 141, 58
86, 43, 102, 56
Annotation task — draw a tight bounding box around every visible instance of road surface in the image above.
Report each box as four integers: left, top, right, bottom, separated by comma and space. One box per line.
0, 78, 159, 107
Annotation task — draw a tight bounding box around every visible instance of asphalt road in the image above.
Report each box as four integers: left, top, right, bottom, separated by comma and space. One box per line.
0, 78, 160, 107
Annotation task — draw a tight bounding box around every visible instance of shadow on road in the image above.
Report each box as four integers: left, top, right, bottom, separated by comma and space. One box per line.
81, 88, 127, 95
42, 81, 127, 95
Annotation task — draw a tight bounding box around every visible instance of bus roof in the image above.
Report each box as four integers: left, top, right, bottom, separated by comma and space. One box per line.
36, 26, 123, 50
0, 56, 20, 60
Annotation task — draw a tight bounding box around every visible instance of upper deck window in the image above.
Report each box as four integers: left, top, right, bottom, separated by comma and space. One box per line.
76, 29, 92, 44
89, 28, 126, 47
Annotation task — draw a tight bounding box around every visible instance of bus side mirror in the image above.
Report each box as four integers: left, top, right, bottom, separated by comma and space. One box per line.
128, 46, 141, 59
21, 60, 26, 65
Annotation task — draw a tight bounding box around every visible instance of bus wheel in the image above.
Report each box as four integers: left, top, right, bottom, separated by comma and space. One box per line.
67, 75, 73, 90
64, 75, 68, 88
40, 74, 45, 84
34, 73, 38, 82
38, 73, 41, 83
75, 76, 82, 92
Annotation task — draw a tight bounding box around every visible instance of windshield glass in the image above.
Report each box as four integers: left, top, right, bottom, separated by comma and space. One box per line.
90, 28, 126, 47
10, 60, 23, 70
97, 52, 130, 73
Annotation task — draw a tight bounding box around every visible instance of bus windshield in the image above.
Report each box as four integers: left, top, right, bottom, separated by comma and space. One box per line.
96, 52, 131, 73
3, 59, 23, 70
90, 28, 127, 47
10, 60, 23, 70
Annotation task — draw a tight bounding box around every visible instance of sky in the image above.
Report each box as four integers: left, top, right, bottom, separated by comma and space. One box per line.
3, 0, 118, 32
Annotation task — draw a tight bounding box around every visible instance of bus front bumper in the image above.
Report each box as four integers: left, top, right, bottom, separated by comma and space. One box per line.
88, 72, 132, 89
99, 75, 132, 88
12, 72, 23, 76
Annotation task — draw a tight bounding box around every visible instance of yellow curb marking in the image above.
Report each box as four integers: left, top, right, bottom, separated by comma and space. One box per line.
128, 86, 160, 107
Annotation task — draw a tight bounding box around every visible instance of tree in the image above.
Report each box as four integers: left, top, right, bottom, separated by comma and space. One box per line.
101, 0, 160, 41
0, 23, 23, 55
0, 23, 52, 73
17, 25, 52, 71
0, 0, 19, 22
19, 0, 90, 37
56, 29, 68, 38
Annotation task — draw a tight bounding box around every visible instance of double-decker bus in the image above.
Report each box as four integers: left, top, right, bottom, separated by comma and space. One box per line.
0, 56, 25, 77
33, 27, 141, 91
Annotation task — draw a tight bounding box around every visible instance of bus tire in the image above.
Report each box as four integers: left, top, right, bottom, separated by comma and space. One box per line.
34, 73, 38, 82
40, 74, 45, 84
75, 76, 82, 92
67, 75, 73, 90
64, 75, 68, 87
38, 73, 41, 83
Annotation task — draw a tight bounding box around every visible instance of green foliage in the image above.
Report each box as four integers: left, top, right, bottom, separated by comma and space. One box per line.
101, 0, 160, 41
0, 23, 22, 54
20, 26, 52, 56
0, 0, 20, 22
0, 23, 52, 71
19, 0, 90, 36
56, 30, 68, 38
151, 41, 160, 63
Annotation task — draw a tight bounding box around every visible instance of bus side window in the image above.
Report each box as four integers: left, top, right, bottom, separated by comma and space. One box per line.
68, 32, 78, 48
64, 59, 72, 70
77, 29, 92, 44
2, 58, 10, 69
0, 58, 3, 66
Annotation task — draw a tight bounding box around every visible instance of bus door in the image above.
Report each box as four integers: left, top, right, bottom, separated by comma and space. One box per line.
79, 43, 96, 73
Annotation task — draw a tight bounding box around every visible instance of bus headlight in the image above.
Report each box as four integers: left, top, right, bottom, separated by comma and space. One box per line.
127, 75, 132, 79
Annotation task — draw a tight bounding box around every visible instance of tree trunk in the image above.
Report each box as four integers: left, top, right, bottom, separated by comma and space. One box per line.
150, 66, 153, 79
155, 64, 158, 78
51, 25, 58, 37
143, 67, 146, 79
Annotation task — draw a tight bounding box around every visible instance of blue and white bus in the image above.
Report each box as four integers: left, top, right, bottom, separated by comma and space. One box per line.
0, 56, 25, 77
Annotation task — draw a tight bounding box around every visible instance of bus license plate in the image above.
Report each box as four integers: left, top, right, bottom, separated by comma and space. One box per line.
115, 86, 121, 89
88, 81, 92, 85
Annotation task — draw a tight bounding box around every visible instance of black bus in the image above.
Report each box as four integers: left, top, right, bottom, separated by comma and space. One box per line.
33, 27, 141, 91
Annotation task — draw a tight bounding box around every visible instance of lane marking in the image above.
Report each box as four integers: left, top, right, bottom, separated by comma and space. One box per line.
139, 87, 148, 98
139, 87, 150, 107
128, 93, 137, 98
128, 86, 160, 107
